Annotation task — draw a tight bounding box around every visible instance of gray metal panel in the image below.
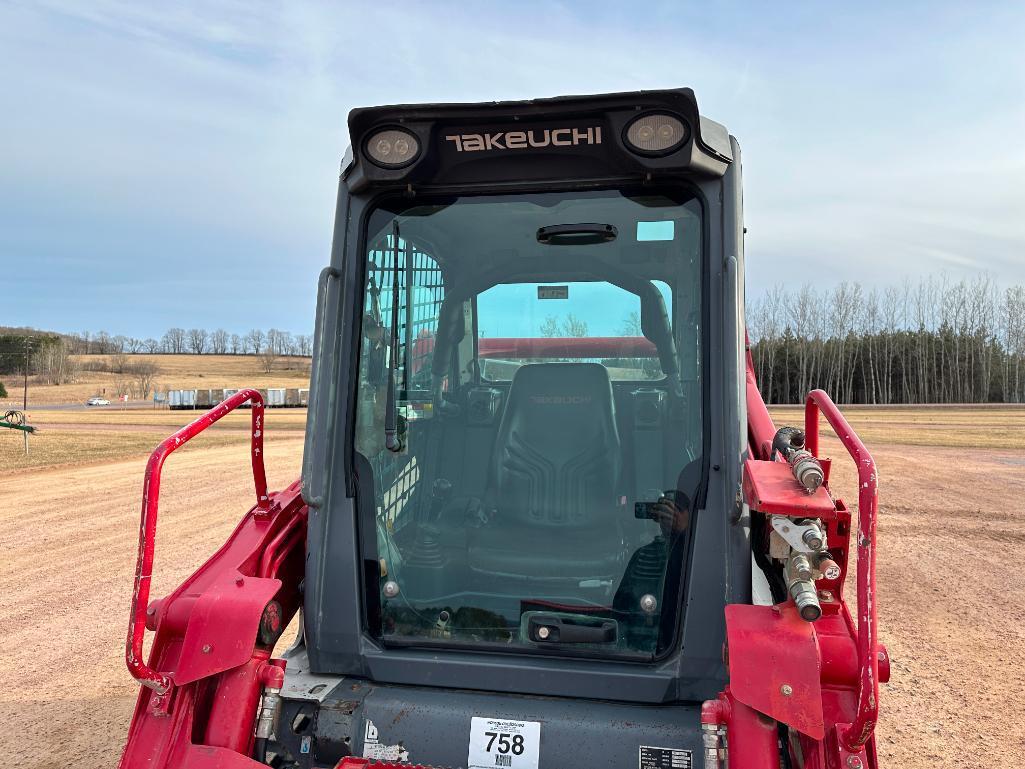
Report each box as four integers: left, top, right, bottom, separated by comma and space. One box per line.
671, 177, 730, 700
302, 177, 347, 510
353, 683, 703, 769
698, 116, 733, 162
721, 138, 753, 599
358, 642, 679, 702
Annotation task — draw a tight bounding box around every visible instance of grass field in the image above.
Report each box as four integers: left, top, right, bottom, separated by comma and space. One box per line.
0, 353, 312, 470
0, 353, 312, 407
6, 398, 1022, 475
0, 407, 308, 474
772, 403, 1025, 450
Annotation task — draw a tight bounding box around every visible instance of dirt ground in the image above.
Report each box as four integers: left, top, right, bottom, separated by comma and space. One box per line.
822, 436, 1025, 766
0, 408, 1022, 768
0, 437, 305, 769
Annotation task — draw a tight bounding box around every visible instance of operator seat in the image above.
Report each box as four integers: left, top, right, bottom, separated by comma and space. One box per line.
468, 363, 625, 585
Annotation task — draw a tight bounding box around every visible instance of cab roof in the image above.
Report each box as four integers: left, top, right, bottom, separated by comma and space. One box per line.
341, 87, 732, 191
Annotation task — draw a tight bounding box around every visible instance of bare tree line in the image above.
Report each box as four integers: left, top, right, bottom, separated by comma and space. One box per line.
13, 274, 1025, 405
68, 328, 313, 358
0, 333, 158, 394
540, 314, 590, 337
0, 332, 77, 387
748, 276, 1025, 404
1, 326, 313, 395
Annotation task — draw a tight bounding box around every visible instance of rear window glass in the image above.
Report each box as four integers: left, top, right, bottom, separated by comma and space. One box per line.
477, 281, 672, 381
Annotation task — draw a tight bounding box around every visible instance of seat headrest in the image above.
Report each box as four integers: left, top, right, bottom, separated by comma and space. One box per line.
491, 362, 621, 526
508, 362, 614, 407
500, 362, 618, 451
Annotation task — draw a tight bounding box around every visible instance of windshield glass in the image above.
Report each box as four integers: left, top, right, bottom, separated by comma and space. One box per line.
354, 188, 703, 658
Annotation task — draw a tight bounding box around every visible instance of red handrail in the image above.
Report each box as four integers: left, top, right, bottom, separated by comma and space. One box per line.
804, 389, 879, 751
126, 389, 270, 694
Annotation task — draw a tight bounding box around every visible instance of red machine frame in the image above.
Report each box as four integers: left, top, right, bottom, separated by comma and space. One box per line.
719, 347, 884, 769
120, 347, 884, 768
127, 389, 271, 695
121, 389, 307, 768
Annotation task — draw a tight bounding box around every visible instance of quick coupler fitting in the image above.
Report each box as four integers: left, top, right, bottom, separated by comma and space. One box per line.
788, 577, 822, 622
790, 449, 824, 493
786, 553, 822, 622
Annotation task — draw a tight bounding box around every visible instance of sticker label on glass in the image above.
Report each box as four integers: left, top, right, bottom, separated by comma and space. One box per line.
537, 285, 569, 300
636, 221, 675, 242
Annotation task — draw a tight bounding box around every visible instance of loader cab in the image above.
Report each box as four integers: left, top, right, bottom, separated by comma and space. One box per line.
292, 88, 750, 766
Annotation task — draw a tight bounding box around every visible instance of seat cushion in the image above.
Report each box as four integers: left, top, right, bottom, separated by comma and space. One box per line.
468, 363, 625, 583
489, 363, 621, 527
468, 520, 624, 581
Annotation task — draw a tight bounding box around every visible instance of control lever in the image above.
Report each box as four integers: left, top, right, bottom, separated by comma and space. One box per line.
427, 478, 453, 522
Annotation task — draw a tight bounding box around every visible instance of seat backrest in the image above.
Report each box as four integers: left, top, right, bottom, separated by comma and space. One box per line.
490, 363, 621, 528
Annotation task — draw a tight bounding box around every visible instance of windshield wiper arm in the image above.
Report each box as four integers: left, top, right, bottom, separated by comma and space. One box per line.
385, 220, 404, 453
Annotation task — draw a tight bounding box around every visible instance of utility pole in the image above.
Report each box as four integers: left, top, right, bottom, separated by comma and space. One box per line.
23, 336, 28, 408
23, 336, 29, 455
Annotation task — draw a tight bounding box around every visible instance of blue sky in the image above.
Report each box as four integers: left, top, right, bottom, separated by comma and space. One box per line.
2, 1, 1023, 339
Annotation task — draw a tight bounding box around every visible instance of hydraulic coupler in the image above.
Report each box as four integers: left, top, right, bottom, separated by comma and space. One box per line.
785, 552, 822, 622
772, 426, 824, 493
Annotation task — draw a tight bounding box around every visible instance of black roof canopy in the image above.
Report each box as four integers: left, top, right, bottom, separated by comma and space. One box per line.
344, 87, 732, 192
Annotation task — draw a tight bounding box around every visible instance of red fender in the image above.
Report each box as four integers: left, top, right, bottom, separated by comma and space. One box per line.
726, 602, 825, 739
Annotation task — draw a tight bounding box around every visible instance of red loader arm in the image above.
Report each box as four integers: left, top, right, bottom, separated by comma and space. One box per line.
120, 390, 306, 768
706, 346, 887, 768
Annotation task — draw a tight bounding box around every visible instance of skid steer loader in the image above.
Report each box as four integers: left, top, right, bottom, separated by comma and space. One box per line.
120, 87, 887, 769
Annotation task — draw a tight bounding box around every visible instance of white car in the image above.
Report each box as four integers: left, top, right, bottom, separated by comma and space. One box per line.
86, 397, 110, 406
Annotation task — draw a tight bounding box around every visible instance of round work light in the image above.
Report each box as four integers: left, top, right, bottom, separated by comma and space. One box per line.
624, 113, 688, 156
365, 128, 420, 168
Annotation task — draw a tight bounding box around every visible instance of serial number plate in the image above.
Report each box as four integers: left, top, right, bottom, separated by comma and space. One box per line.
468, 717, 541, 769
639, 745, 692, 769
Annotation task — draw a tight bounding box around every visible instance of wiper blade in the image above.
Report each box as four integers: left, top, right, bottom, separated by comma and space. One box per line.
385, 220, 404, 453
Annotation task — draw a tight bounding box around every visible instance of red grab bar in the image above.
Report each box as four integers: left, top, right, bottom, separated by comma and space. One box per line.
126, 389, 270, 694
804, 390, 879, 751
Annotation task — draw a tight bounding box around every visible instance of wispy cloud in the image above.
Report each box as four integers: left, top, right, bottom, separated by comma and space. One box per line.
1, 0, 1023, 335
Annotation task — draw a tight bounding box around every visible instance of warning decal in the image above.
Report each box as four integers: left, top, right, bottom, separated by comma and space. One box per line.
362, 718, 410, 763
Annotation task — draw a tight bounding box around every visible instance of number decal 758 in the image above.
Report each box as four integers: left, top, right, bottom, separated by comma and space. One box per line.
484, 732, 525, 755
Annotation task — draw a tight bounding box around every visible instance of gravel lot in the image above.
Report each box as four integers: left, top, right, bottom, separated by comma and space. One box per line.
1, 409, 1021, 768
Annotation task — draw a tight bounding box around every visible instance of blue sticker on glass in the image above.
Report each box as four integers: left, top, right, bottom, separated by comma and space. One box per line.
636, 221, 675, 242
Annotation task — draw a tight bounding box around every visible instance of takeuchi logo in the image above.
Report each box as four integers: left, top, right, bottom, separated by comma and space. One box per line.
444, 126, 602, 152
530, 395, 593, 405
